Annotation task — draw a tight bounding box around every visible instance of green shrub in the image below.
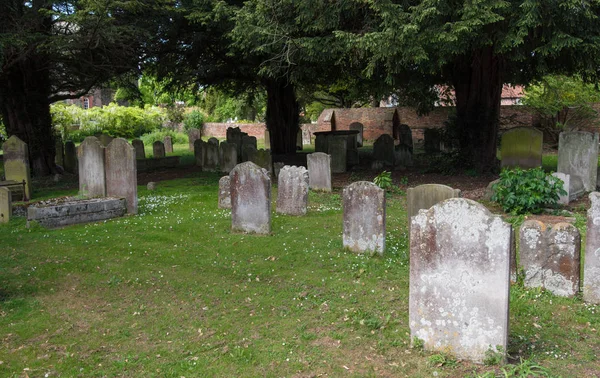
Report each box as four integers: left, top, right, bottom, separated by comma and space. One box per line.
491, 167, 566, 215
140, 129, 188, 146
373, 171, 393, 191
183, 110, 205, 131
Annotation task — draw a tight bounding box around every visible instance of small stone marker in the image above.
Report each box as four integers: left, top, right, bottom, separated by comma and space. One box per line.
188, 128, 201, 151
220, 142, 237, 173
55, 137, 64, 167
349, 122, 364, 147
519, 220, 580, 297
204, 142, 219, 172
410, 198, 511, 362
342, 181, 385, 254
558, 131, 599, 199
218, 176, 231, 209
163, 136, 173, 154
153, 141, 165, 158
276, 165, 309, 216
373, 134, 395, 166
132, 139, 145, 159
250, 149, 272, 174
307, 152, 332, 192
406, 184, 461, 223
328, 137, 347, 173
194, 139, 205, 168
77, 136, 106, 198
105, 138, 137, 214
230, 162, 271, 234
64, 141, 77, 174
500, 127, 543, 169
0, 187, 11, 223
584, 192, 600, 303
552, 172, 570, 205
3, 135, 32, 200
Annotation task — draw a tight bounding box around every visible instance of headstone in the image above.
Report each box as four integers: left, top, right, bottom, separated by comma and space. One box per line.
557, 131, 599, 199
194, 139, 205, 168
208, 137, 220, 147
3, 136, 32, 200
98, 134, 114, 147
230, 162, 271, 234
105, 138, 137, 214
64, 141, 78, 174
343, 181, 386, 254
242, 135, 258, 162
220, 142, 237, 173
77, 136, 106, 198
398, 124, 413, 152
163, 136, 173, 154
328, 137, 347, 173
406, 184, 461, 223
204, 142, 219, 172
218, 176, 231, 209
55, 137, 64, 167
276, 165, 309, 216
373, 134, 395, 166
226, 127, 246, 162
307, 152, 332, 192
302, 128, 311, 145
519, 220, 580, 297
552, 172, 570, 205
264, 130, 270, 150
188, 128, 201, 151
242, 144, 257, 163
410, 198, 511, 363
394, 145, 413, 167
584, 192, 600, 303
500, 127, 543, 169
297, 129, 303, 151
349, 122, 364, 147
153, 141, 165, 158
132, 139, 145, 159
250, 149, 272, 174
0, 187, 11, 223
424, 128, 441, 154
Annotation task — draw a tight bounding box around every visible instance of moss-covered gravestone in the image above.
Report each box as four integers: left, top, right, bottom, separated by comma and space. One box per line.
500, 127, 543, 169
3, 135, 31, 200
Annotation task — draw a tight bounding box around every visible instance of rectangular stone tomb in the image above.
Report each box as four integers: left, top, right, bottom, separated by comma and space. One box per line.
27, 197, 126, 228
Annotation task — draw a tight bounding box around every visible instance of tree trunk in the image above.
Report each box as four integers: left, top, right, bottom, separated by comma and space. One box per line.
452, 46, 503, 173
264, 78, 299, 155
0, 58, 56, 176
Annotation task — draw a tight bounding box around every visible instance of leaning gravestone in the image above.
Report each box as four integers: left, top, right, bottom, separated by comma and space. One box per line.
584, 192, 600, 303
194, 139, 205, 168
328, 137, 347, 173
0, 187, 11, 223
77, 136, 106, 198
64, 141, 77, 174
343, 181, 385, 254
307, 152, 332, 192
132, 139, 145, 159
105, 138, 137, 214
3, 135, 32, 200
204, 142, 219, 172
406, 184, 461, 223
349, 122, 364, 147
558, 131, 599, 199
220, 142, 237, 173
410, 198, 511, 362
373, 134, 395, 166
163, 136, 173, 154
188, 128, 201, 151
230, 162, 271, 234
153, 141, 166, 158
276, 165, 309, 216
500, 127, 543, 169
519, 220, 580, 297
218, 176, 231, 209
397, 124, 413, 152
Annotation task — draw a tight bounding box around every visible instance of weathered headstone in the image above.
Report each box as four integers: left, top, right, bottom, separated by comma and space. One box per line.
132, 139, 145, 159
406, 184, 461, 223
0, 187, 11, 223
373, 134, 395, 166
98, 134, 114, 147
194, 139, 205, 168
226, 127, 246, 162
3, 136, 32, 200
519, 220, 580, 297
552, 172, 570, 205
218, 176, 231, 209
343, 181, 386, 254
302, 128, 311, 145
77, 136, 106, 198
276, 165, 309, 216
242, 135, 258, 162
220, 142, 237, 173
163, 136, 173, 154
153, 141, 166, 158
307, 152, 332, 192
558, 131, 599, 199
105, 138, 137, 214
250, 149, 272, 174
55, 137, 64, 167
349, 122, 364, 147
394, 145, 413, 167
230, 162, 271, 234
188, 128, 201, 151
397, 124, 413, 152
424, 128, 441, 154
204, 142, 219, 172
328, 137, 347, 173
584, 192, 600, 303
410, 198, 511, 362
64, 140, 77, 174
500, 127, 543, 169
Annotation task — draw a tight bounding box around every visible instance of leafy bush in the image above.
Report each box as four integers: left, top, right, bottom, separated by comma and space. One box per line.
373, 171, 393, 191
491, 167, 566, 215
140, 129, 188, 146
183, 110, 205, 131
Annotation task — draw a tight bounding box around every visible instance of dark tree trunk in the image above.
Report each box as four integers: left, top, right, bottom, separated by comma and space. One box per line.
452, 47, 503, 173
264, 78, 299, 155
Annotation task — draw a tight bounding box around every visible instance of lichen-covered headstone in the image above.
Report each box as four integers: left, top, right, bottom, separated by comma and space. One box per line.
500, 127, 543, 169
373, 134, 395, 166
558, 131, 599, 199
584, 192, 600, 303
519, 220, 580, 297
132, 139, 145, 159
307, 152, 331, 192
250, 149, 272, 174
349, 122, 364, 147
406, 184, 461, 223
328, 137, 347, 173
220, 142, 237, 173
230, 162, 271, 234
204, 142, 219, 172
343, 181, 385, 254
218, 176, 231, 209
188, 128, 201, 151
153, 141, 165, 158
64, 141, 77, 174
77, 136, 106, 198
0, 187, 11, 223
410, 198, 511, 363
3, 135, 32, 200
194, 139, 205, 168
163, 136, 173, 154
105, 138, 137, 214
552, 172, 570, 205
276, 165, 309, 216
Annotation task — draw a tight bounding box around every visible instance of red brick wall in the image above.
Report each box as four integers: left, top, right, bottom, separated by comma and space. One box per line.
202, 123, 267, 139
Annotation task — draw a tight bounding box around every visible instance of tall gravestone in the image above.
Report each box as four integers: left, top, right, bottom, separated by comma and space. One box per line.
3, 136, 32, 200
64, 141, 77, 174
519, 220, 580, 297
328, 137, 347, 173
585, 192, 600, 303
188, 128, 201, 151
55, 137, 64, 167
307, 152, 332, 192
153, 141, 166, 158
220, 142, 237, 173
558, 131, 599, 199
406, 184, 461, 224
410, 198, 511, 362
276, 165, 309, 216
0, 187, 11, 223
500, 127, 543, 169
105, 138, 137, 214
349, 122, 364, 147
343, 181, 386, 254
218, 176, 231, 209
194, 139, 205, 168
373, 134, 395, 166
163, 136, 173, 154
204, 142, 219, 172
230, 162, 271, 234
77, 136, 106, 198
132, 139, 145, 159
